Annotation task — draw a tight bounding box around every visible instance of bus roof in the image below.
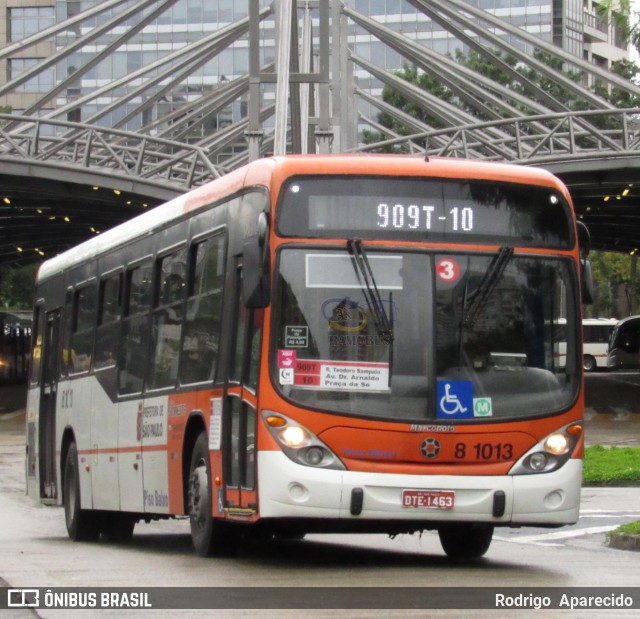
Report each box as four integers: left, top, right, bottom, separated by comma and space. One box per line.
36, 154, 571, 283
263, 154, 566, 184
556, 318, 618, 325
613, 315, 640, 326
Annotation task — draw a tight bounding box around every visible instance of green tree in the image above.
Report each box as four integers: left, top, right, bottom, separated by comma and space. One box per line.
597, 1, 636, 51
381, 64, 454, 129
362, 64, 456, 152
590, 57, 640, 136
363, 45, 640, 150
588, 251, 640, 318
0, 264, 37, 310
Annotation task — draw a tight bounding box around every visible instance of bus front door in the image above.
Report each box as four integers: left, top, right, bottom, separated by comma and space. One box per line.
223, 262, 262, 516
39, 310, 60, 500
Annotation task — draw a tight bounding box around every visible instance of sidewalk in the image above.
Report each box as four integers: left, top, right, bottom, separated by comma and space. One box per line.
0, 410, 25, 446
584, 409, 640, 447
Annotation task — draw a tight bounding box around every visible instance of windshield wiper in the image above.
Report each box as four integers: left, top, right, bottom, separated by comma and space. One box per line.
347, 239, 394, 343
462, 247, 514, 329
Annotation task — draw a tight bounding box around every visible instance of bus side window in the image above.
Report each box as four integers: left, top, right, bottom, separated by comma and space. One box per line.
230, 268, 263, 390
247, 309, 263, 392
148, 249, 187, 390
30, 304, 44, 386
119, 262, 153, 395
69, 284, 96, 374
94, 273, 122, 370
180, 233, 226, 385
60, 291, 72, 377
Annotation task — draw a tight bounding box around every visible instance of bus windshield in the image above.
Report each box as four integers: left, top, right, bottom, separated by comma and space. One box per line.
274, 247, 579, 422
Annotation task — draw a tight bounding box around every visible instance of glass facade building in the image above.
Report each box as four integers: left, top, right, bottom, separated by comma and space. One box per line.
0, 1, 630, 145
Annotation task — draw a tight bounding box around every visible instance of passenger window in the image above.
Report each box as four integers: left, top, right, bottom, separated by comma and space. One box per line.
94, 274, 122, 370
180, 233, 226, 385
29, 305, 44, 385
60, 291, 72, 377
119, 262, 152, 394
69, 284, 96, 374
148, 249, 187, 390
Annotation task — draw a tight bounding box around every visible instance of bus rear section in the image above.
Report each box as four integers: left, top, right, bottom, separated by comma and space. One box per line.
25, 155, 586, 562
581, 318, 617, 372
607, 315, 640, 370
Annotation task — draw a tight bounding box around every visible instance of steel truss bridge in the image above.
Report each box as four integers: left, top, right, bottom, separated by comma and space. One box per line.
1, 0, 640, 264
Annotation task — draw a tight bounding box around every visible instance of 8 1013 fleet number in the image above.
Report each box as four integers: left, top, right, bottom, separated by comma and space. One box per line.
454, 442, 514, 461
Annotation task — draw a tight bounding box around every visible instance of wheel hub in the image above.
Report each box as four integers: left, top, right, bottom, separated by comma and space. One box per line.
188, 464, 208, 528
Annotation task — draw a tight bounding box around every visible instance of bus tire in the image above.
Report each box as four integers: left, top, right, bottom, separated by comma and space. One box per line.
63, 442, 99, 542
188, 432, 237, 557
437, 523, 493, 560
583, 355, 597, 372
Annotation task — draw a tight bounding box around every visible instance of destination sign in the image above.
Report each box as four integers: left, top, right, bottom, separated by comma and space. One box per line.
374, 202, 473, 232
277, 176, 573, 248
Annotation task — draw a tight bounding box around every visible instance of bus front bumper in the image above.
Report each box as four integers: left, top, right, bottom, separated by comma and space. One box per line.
257, 451, 582, 527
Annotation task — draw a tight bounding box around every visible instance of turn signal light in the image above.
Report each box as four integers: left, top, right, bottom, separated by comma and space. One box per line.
266, 415, 287, 428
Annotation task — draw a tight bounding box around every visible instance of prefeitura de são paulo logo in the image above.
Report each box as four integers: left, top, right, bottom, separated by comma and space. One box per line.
420, 437, 440, 458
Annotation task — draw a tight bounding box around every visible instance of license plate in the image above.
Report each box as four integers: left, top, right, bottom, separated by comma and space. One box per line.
402, 489, 455, 510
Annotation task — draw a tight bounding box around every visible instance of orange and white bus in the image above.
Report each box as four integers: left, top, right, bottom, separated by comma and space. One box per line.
26, 155, 589, 560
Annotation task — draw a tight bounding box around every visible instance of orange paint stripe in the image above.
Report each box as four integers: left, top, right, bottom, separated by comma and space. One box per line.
60, 444, 168, 457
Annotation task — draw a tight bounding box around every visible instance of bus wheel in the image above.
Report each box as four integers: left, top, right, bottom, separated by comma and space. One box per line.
583, 355, 597, 372
188, 432, 237, 557
437, 523, 493, 560
63, 442, 99, 541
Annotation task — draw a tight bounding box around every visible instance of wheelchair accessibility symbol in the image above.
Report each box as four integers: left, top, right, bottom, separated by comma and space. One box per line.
436, 380, 474, 419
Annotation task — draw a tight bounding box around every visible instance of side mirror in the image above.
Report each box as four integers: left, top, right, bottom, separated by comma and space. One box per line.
242, 212, 270, 308
577, 221, 594, 305
581, 257, 594, 305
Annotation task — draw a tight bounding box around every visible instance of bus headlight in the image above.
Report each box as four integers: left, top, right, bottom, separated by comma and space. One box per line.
281, 425, 309, 447
509, 423, 582, 475
528, 452, 548, 471
304, 446, 325, 466
263, 411, 346, 470
544, 433, 569, 455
